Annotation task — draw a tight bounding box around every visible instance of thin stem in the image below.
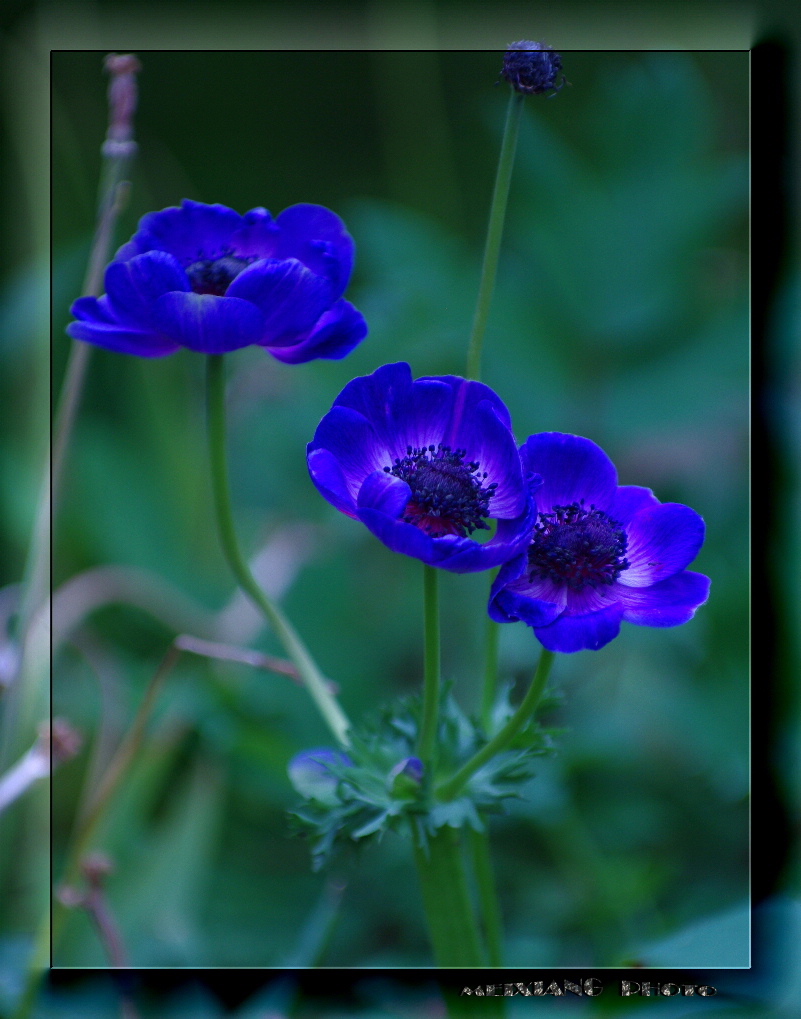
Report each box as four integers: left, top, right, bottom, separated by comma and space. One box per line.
205, 354, 351, 746
437, 648, 555, 802
480, 615, 501, 730
469, 827, 504, 966
416, 564, 440, 766
412, 826, 484, 967
465, 88, 525, 382
13, 643, 178, 1019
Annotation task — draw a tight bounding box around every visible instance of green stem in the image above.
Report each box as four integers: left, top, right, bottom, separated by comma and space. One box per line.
437, 648, 555, 802
465, 88, 525, 382
413, 826, 484, 967
416, 564, 441, 766
206, 354, 351, 746
469, 827, 504, 966
480, 615, 501, 730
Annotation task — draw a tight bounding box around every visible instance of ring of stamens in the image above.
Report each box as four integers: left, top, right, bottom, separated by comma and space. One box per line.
185, 249, 258, 296
383, 444, 498, 538
527, 500, 629, 590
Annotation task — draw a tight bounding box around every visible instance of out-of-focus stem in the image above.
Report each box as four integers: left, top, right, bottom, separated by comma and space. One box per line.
465, 88, 524, 383
416, 565, 441, 767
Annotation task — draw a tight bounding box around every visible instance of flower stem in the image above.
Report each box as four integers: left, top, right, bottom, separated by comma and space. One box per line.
205, 354, 351, 747
437, 648, 554, 802
469, 826, 504, 966
13, 642, 179, 1018
480, 615, 501, 730
417, 564, 440, 766
412, 826, 484, 967
465, 88, 525, 382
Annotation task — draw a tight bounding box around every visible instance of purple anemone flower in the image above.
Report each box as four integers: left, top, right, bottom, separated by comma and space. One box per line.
489, 433, 710, 653
67, 199, 368, 362
307, 362, 539, 573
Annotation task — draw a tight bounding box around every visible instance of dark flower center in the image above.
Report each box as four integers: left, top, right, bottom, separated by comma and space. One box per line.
383, 444, 498, 539
185, 254, 254, 296
527, 501, 629, 590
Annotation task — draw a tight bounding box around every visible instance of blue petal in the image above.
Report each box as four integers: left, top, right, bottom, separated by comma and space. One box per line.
521, 433, 618, 513
309, 405, 387, 496
608, 485, 661, 524
227, 258, 336, 345
307, 447, 358, 517
269, 299, 368, 364
488, 555, 565, 625
619, 570, 711, 626
104, 251, 189, 325
357, 470, 412, 518
534, 603, 624, 653
67, 295, 180, 356
228, 207, 278, 258
123, 199, 243, 262
271, 204, 355, 297
447, 398, 526, 518
621, 503, 706, 587
152, 292, 265, 353
332, 364, 453, 452
425, 375, 514, 433
357, 506, 442, 566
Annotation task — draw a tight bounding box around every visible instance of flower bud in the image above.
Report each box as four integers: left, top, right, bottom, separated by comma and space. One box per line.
500, 41, 565, 96
288, 748, 352, 806
388, 756, 424, 798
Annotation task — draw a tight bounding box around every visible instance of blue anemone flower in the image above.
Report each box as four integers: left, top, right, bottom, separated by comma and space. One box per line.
67, 199, 368, 362
489, 433, 710, 653
307, 363, 539, 573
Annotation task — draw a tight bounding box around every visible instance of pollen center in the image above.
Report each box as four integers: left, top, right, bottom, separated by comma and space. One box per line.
185, 254, 254, 296
527, 501, 629, 590
384, 444, 498, 539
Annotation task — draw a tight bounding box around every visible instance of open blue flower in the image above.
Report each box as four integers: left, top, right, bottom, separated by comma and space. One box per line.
307, 363, 539, 573
489, 433, 710, 653
67, 199, 368, 362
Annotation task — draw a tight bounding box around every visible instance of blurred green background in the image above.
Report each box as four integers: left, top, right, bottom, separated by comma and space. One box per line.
8, 40, 755, 1011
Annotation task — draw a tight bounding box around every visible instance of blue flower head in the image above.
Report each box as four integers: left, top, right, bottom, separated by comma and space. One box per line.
500, 41, 566, 96
67, 199, 368, 362
489, 433, 711, 653
307, 363, 540, 573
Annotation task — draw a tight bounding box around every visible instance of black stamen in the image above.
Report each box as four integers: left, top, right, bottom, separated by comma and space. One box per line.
527, 501, 629, 590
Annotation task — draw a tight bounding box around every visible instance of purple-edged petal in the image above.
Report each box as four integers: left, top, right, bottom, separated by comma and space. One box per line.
447, 398, 526, 518
521, 433, 618, 513
271, 204, 355, 297
122, 200, 243, 262
104, 251, 190, 325
424, 375, 514, 433
621, 503, 706, 587
66, 305, 180, 357
534, 603, 624, 653
332, 364, 455, 453
608, 485, 661, 525
228, 207, 278, 259
619, 570, 711, 626
227, 258, 336, 345
307, 447, 358, 517
357, 470, 412, 519
152, 292, 265, 353
489, 555, 564, 627
268, 299, 368, 364
357, 507, 442, 566
309, 406, 386, 496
